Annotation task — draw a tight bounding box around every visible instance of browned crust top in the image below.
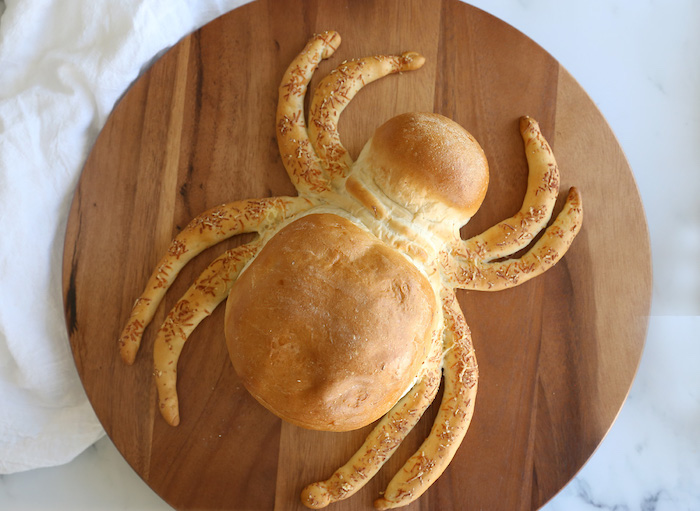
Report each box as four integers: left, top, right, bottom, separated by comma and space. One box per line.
369, 112, 489, 219
225, 213, 437, 431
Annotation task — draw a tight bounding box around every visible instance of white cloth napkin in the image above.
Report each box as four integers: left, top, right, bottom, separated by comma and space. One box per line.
0, 0, 247, 474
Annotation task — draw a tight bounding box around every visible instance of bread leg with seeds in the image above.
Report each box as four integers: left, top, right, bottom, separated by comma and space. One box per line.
154, 240, 262, 426
276, 31, 341, 194
118, 196, 309, 364
374, 290, 478, 510
308, 52, 425, 181
461, 116, 563, 262
444, 187, 582, 291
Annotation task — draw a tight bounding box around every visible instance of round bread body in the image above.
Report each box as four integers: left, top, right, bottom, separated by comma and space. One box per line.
224, 213, 437, 432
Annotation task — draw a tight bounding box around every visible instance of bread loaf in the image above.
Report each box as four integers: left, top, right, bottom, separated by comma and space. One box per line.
224, 213, 437, 432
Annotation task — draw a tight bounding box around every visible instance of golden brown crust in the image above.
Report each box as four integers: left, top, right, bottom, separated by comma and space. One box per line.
225, 213, 438, 432
365, 112, 489, 223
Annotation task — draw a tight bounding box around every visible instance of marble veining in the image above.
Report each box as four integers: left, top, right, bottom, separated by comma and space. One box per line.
543, 317, 700, 511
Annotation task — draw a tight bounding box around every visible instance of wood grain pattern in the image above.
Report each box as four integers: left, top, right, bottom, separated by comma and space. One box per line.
62, 1, 652, 509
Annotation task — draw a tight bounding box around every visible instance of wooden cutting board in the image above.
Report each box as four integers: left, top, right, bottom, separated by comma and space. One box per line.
62, 0, 652, 509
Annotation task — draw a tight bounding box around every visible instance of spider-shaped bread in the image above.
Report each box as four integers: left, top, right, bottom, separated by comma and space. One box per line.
119, 31, 582, 509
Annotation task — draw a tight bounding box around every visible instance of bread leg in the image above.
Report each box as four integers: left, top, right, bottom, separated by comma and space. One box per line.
118, 196, 309, 364
460, 116, 561, 262
153, 240, 262, 426
300, 330, 442, 509
308, 52, 425, 182
443, 187, 582, 291
277, 31, 341, 195
374, 290, 478, 509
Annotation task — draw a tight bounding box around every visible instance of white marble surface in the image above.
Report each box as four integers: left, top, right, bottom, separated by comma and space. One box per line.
1, 0, 699, 509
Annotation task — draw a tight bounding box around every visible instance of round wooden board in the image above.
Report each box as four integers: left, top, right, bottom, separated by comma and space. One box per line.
62, 1, 652, 509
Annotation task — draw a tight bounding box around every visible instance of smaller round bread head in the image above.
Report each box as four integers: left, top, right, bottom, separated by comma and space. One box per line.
358, 112, 489, 227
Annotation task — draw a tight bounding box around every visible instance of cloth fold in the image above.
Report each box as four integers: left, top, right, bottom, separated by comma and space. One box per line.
0, 0, 247, 474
